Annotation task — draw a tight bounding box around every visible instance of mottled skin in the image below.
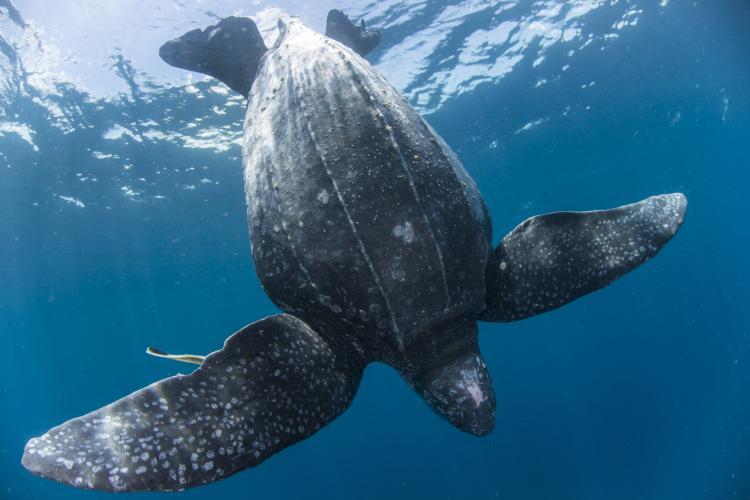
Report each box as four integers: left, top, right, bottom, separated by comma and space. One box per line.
22, 12, 687, 493
24, 316, 359, 492
481, 193, 687, 321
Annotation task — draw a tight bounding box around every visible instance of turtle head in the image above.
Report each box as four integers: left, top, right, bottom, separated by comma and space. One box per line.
159, 16, 268, 97
159, 27, 208, 71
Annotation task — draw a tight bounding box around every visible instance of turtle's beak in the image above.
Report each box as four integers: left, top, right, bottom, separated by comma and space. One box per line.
159, 29, 209, 72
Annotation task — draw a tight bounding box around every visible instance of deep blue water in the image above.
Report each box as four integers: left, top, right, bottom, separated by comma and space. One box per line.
1, 1, 750, 499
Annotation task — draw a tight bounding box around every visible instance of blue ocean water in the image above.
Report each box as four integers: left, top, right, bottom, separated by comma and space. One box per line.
1, 1, 749, 499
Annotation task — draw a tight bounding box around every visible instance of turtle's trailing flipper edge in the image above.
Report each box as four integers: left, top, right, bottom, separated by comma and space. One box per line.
22, 315, 362, 492
480, 193, 687, 322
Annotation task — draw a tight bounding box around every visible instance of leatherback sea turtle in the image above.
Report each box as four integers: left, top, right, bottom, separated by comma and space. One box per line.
22, 10, 687, 492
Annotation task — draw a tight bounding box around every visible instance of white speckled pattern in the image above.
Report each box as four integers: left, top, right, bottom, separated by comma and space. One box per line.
22, 315, 360, 492
21, 12, 690, 494
481, 193, 688, 322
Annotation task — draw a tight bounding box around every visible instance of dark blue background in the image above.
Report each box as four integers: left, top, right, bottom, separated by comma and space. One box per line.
1, 1, 749, 498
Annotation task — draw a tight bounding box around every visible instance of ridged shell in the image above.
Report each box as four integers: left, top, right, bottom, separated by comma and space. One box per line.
243, 21, 491, 350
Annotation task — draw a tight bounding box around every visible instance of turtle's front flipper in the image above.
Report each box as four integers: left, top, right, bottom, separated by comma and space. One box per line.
325, 9, 381, 56
22, 315, 362, 492
159, 16, 267, 97
480, 193, 687, 322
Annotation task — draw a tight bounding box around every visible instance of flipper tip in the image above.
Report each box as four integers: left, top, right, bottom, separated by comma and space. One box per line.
672, 192, 688, 217
22, 432, 100, 491
651, 192, 688, 236
21, 438, 38, 474
325, 9, 381, 56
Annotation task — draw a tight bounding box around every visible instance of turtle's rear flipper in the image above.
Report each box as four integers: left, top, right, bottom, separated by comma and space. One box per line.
480, 193, 687, 322
159, 16, 267, 97
22, 315, 361, 492
325, 9, 381, 56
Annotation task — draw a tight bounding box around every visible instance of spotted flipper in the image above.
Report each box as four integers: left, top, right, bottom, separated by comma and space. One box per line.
480, 193, 687, 322
325, 9, 381, 56
22, 315, 361, 492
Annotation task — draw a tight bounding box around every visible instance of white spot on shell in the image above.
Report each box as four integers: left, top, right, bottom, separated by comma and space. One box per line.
467, 383, 486, 408
392, 221, 415, 244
